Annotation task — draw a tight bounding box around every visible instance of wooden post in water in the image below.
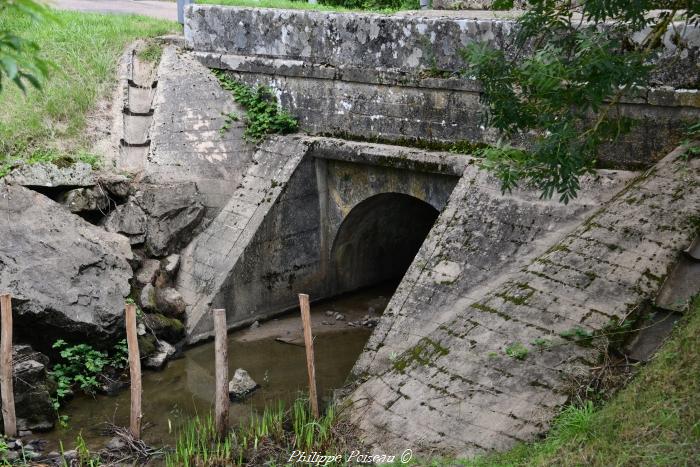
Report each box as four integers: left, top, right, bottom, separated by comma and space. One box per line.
298, 294, 319, 418
125, 303, 142, 439
213, 308, 229, 437
0, 294, 16, 437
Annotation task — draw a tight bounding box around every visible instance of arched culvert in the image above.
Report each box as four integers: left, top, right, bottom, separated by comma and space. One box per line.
330, 193, 440, 294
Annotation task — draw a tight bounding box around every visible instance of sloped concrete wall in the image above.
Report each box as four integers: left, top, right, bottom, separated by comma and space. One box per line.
348, 145, 698, 457
186, 6, 700, 168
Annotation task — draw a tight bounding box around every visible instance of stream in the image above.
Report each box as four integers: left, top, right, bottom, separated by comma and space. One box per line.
35, 283, 394, 452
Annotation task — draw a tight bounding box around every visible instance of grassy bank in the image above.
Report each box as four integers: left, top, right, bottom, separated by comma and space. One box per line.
0, 10, 177, 173
446, 296, 700, 466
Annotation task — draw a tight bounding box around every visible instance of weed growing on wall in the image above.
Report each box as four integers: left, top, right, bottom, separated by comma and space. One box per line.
213, 69, 298, 143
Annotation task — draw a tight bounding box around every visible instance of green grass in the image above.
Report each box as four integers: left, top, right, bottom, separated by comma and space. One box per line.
428, 296, 700, 467
197, 0, 408, 13
165, 397, 355, 466
0, 10, 178, 173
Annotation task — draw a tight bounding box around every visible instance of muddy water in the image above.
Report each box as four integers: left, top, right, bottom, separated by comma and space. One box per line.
39, 284, 394, 451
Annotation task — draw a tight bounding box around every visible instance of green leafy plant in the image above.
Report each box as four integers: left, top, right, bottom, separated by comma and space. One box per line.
50, 339, 129, 408
0, 0, 53, 93
559, 326, 594, 346
462, 0, 699, 203
505, 342, 529, 360
213, 70, 298, 143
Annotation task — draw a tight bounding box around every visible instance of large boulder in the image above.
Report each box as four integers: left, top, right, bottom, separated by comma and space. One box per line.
4, 162, 95, 188
103, 183, 205, 256
0, 183, 133, 350
0, 345, 57, 432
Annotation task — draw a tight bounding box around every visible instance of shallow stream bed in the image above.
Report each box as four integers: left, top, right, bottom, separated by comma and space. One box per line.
37, 284, 394, 452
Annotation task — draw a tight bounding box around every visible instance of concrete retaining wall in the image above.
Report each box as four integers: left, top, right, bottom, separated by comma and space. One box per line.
185, 6, 700, 168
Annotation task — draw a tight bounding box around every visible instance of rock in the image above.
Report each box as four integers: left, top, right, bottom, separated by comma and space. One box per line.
228, 368, 258, 401
135, 259, 161, 287
62, 450, 78, 461
162, 254, 181, 278
102, 183, 205, 256
325, 310, 335, 317
144, 340, 176, 370
334, 313, 345, 321
250, 320, 259, 329
97, 174, 131, 199
138, 335, 157, 358
322, 320, 335, 326
58, 187, 110, 213
155, 287, 186, 318
103, 199, 148, 244
101, 379, 128, 396
143, 313, 185, 343
137, 322, 146, 336
47, 451, 60, 458
0, 184, 133, 349
138, 183, 205, 257
140, 283, 157, 312
5, 162, 95, 188
0, 345, 56, 432
4, 451, 19, 461
18, 430, 32, 437
105, 436, 126, 451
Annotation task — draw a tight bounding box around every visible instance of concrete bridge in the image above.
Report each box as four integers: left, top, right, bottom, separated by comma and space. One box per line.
174, 5, 700, 457
177, 138, 464, 342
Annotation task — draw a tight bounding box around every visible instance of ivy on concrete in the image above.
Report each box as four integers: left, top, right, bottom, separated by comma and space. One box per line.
213, 69, 298, 143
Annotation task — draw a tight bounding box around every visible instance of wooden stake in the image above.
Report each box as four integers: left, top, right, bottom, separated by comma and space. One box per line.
125, 303, 142, 439
0, 294, 16, 437
298, 294, 319, 418
213, 308, 229, 437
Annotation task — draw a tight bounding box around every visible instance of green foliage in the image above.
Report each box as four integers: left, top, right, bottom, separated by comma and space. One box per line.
198, 0, 411, 12
559, 326, 594, 345
166, 397, 349, 466
213, 70, 298, 143
49, 339, 129, 408
462, 0, 699, 203
504, 342, 529, 360
319, 0, 418, 12
74, 432, 101, 467
0, 0, 53, 93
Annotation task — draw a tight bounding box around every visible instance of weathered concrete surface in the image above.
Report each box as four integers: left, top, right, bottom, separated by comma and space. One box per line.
186, 6, 700, 167
177, 137, 467, 342
176, 136, 311, 342
177, 136, 635, 345
145, 46, 256, 219
347, 145, 698, 457
0, 183, 133, 351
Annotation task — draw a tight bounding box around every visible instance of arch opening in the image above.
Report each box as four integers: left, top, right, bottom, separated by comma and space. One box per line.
330, 193, 440, 294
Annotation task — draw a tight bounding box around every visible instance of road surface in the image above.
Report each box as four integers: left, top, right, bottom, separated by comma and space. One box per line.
49, 0, 178, 21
